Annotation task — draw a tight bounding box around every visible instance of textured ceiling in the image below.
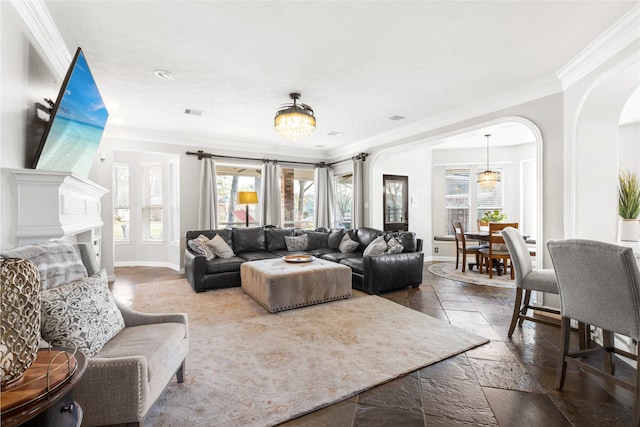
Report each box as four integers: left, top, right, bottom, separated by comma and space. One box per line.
43, 1, 637, 159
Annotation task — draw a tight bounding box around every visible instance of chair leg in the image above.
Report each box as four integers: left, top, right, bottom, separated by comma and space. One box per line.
602, 330, 616, 375
519, 290, 532, 326
176, 360, 185, 384
488, 258, 494, 279
455, 250, 460, 270
461, 252, 467, 272
508, 288, 524, 337
634, 342, 640, 427
556, 317, 571, 390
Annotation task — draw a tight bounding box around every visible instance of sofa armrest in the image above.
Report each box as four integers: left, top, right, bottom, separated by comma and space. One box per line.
116, 300, 188, 333
75, 355, 150, 425
184, 248, 207, 292
363, 251, 424, 294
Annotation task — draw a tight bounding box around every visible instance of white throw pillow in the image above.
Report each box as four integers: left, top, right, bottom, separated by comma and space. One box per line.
338, 233, 359, 253
385, 237, 405, 254
187, 234, 216, 260
40, 269, 125, 357
363, 235, 388, 256
285, 234, 309, 251
206, 234, 235, 259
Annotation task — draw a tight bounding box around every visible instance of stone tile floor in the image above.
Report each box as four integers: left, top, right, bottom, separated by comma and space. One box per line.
112, 263, 636, 426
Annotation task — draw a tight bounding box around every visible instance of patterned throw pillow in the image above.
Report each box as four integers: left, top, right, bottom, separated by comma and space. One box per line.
187, 234, 216, 260
40, 269, 125, 357
206, 234, 235, 259
385, 237, 405, 254
285, 234, 309, 251
363, 235, 388, 256
338, 233, 359, 253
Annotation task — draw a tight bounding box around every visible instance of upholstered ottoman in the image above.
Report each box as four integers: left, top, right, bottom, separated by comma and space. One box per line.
240, 258, 352, 313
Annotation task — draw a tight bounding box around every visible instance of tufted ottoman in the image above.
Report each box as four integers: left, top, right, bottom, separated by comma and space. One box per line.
240, 258, 352, 313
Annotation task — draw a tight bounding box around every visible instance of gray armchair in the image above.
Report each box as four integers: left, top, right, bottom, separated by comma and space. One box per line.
502, 227, 559, 337
547, 239, 640, 426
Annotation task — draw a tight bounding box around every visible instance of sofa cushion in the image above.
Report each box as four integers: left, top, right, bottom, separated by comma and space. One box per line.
285, 234, 308, 251
363, 235, 388, 256
185, 229, 232, 244
207, 234, 235, 258
95, 322, 186, 382
339, 233, 359, 253
304, 231, 329, 250
237, 251, 280, 262
340, 257, 364, 274
233, 227, 266, 253
321, 252, 362, 262
328, 229, 346, 249
205, 256, 246, 274
2, 241, 88, 290
352, 227, 384, 252
188, 234, 216, 260
40, 270, 124, 357
385, 232, 417, 252
265, 227, 297, 251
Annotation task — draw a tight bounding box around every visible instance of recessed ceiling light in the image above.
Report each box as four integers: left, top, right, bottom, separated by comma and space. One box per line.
328, 131, 344, 136
184, 109, 204, 116
388, 115, 406, 121
154, 69, 174, 80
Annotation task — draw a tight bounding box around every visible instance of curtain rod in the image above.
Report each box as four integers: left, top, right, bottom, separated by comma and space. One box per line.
185, 150, 367, 167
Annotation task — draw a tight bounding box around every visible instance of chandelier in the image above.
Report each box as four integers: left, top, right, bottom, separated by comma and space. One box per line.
477, 134, 501, 190
274, 93, 316, 141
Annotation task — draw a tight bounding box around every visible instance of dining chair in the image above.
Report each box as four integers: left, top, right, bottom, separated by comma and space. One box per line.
502, 227, 560, 337
547, 239, 640, 427
452, 221, 486, 272
479, 222, 518, 279
477, 219, 489, 231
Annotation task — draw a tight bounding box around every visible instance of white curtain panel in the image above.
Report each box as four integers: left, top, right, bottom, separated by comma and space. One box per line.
352, 157, 364, 230
198, 158, 218, 229
314, 166, 336, 229
261, 161, 282, 226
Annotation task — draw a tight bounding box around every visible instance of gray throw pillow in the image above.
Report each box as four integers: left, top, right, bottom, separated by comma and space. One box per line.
338, 233, 359, 253
1, 241, 88, 290
285, 234, 308, 251
206, 234, 235, 259
385, 237, 404, 254
40, 269, 124, 357
363, 235, 388, 256
328, 229, 346, 249
188, 234, 216, 260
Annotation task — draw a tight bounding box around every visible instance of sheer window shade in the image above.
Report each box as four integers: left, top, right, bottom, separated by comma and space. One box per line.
113, 163, 130, 240
142, 163, 163, 241
169, 159, 180, 242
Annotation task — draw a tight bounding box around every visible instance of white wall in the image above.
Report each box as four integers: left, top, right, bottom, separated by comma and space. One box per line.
0, 2, 59, 250
619, 122, 640, 173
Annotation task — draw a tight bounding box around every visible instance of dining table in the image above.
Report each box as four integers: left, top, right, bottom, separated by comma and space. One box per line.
464, 230, 530, 276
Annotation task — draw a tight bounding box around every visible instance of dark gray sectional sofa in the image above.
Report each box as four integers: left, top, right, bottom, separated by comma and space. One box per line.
184, 226, 424, 295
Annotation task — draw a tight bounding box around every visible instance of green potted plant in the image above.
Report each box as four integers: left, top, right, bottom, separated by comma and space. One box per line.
618, 169, 640, 241
480, 210, 507, 223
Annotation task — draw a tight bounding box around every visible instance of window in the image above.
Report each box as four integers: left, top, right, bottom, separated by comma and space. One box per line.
169, 159, 180, 242
142, 163, 163, 240
281, 167, 314, 229
335, 173, 352, 229
445, 169, 469, 235
112, 163, 130, 241
444, 166, 503, 235
216, 164, 261, 228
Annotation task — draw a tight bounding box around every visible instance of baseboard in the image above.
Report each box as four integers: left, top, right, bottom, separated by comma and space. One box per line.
424, 256, 456, 263
114, 261, 180, 271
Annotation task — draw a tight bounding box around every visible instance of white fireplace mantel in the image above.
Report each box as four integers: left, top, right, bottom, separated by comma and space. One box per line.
13, 169, 108, 246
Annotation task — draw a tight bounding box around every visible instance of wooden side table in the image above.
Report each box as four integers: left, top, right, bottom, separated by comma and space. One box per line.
1, 349, 87, 427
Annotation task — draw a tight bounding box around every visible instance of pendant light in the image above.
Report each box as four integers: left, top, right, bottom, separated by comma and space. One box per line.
477, 134, 501, 189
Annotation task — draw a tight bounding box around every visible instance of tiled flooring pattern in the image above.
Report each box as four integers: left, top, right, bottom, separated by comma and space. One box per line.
112, 263, 636, 426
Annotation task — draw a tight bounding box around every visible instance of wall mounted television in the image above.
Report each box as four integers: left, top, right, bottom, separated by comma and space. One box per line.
32, 47, 109, 178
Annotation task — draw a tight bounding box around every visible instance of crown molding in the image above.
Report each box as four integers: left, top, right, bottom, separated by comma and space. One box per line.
556, 3, 640, 90
11, 0, 71, 78
328, 75, 562, 159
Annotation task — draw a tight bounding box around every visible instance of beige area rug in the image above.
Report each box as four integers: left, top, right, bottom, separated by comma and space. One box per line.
131, 279, 489, 426
428, 261, 516, 288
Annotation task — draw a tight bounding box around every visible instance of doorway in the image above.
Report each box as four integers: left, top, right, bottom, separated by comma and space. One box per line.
383, 174, 409, 231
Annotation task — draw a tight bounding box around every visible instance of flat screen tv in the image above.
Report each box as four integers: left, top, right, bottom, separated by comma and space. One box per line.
32, 47, 109, 178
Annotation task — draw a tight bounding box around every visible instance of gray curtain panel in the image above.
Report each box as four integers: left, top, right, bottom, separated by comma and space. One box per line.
314, 166, 336, 229
261, 161, 282, 226
352, 156, 364, 229
198, 158, 218, 229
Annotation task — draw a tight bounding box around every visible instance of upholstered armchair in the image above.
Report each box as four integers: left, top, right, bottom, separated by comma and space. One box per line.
2, 242, 189, 427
